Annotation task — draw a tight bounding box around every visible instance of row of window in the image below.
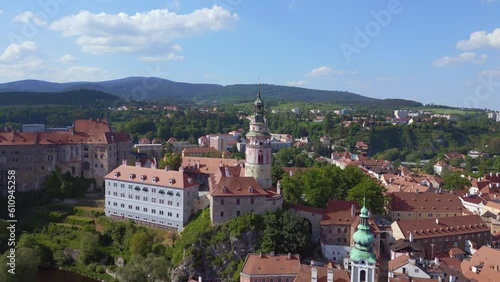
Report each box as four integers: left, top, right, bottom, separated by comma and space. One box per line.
108, 193, 181, 206
396, 212, 455, 218
109, 211, 179, 227
251, 278, 291, 282
108, 182, 184, 197
109, 201, 180, 218
220, 198, 254, 205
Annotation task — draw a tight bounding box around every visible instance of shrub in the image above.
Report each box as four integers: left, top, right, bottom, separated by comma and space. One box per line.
65, 215, 94, 226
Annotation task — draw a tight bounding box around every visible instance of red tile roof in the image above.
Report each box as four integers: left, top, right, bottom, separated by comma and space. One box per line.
321, 200, 359, 226
105, 165, 198, 189
461, 246, 500, 281
241, 253, 300, 276
294, 265, 349, 282
394, 215, 489, 240
210, 176, 268, 197
390, 191, 464, 213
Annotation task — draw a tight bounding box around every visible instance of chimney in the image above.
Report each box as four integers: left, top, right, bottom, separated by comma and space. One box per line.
287, 253, 292, 260
135, 160, 141, 167
351, 204, 356, 218
270, 251, 275, 257
122, 159, 127, 165
198, 276, 202, 282
435, 257, 440, 265
409, 232, 414, 242
415, 188, 419, 194
311, 267, 318, 282
310, 260, 315, 266
436, 218, 440, 225
165, 165, 170, 171
219, 160, 223, 167
259, 252, 262, 258
277, 181, 282, 195
327, 269, 334, 282
179, 166, 184, 172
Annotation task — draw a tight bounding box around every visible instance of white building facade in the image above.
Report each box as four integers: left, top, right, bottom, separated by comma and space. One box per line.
105, 165, 199, 231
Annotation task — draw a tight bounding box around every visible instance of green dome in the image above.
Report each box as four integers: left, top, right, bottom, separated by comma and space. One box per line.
352, 225, 374, 247
350, 199, 377, 264
350, 246, 377, 264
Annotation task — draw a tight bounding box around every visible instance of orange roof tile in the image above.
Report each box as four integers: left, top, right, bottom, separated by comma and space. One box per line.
461, 246, 500, 281
395, 215, 489, 240
241, 253, 300, 276
321, 200, 359, 226
105, 165, 198, 189
210, 176, 268, 197
391, 192, 464, 212
294, 265, 349, 282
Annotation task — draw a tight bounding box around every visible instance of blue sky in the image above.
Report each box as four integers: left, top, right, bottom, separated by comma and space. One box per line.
0, 0, 499, 109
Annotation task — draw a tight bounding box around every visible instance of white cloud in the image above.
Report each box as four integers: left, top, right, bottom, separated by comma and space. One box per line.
456, 28, 500, 50
348, 80, 370, 89
59, 54, 79, 64
480, 69, 500, 77
374, 77, 399, 81
307, 66, 332, 76
0, 41, 37, 61
432, 52, 487, 67
57, 66, 109, 82
50, 6, 239, 57
166, 0, 181, 10
140, 44, 183, 61
286, 80, 308, 86
12, 11, 47, 26
307, 66, 357, 77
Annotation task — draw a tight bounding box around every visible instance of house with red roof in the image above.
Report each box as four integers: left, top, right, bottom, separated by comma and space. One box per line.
0, 119, 131, 193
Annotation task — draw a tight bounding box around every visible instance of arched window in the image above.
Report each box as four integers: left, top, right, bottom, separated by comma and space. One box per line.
360, 270, 366, 282
83, 162, 90, 170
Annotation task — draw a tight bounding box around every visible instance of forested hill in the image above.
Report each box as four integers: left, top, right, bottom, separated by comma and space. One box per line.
0, 77, 423, 107
0, 89, 120, 106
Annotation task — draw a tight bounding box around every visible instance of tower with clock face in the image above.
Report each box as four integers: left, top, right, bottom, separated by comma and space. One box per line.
245, 86, 272, 189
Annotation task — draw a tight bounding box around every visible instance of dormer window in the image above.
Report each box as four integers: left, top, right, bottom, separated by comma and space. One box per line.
169, 178, 176, 185
152, 176, 159, 183
187, 178, 193, 184
222, 186, 227, 193
114, 172, 121, 177
140, 175, 146, 181
248, 186, 254, 193
129, 173, 136, 179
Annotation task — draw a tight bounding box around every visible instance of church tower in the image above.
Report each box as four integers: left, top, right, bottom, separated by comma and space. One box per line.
350, 201, 377, 282
245, 86, 272, 189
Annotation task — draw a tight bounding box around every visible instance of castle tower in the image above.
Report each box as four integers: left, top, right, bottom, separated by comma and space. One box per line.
350, 201, 377, 282
245, 85, 272, 189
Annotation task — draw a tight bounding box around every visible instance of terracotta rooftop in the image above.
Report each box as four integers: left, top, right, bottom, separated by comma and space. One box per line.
449, 247, 466, 256
181, 157, 244, 175
321, 200, 360, 226
210, 176, 268, 197
105, 165, 199, 189
74, 119, 111, 133
388, 255, 411, 272
461, 246, 500, 281
182, 147, 218, 154
0, 119, 129, 146
394, 215, 490, 240
294, 265, 349, 282
391, 191, 464, 212
241, 253, 300, 276
439, 256, 463, 274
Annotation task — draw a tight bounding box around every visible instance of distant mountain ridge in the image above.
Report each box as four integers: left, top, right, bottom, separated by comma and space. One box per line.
0, 77, 423, 107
